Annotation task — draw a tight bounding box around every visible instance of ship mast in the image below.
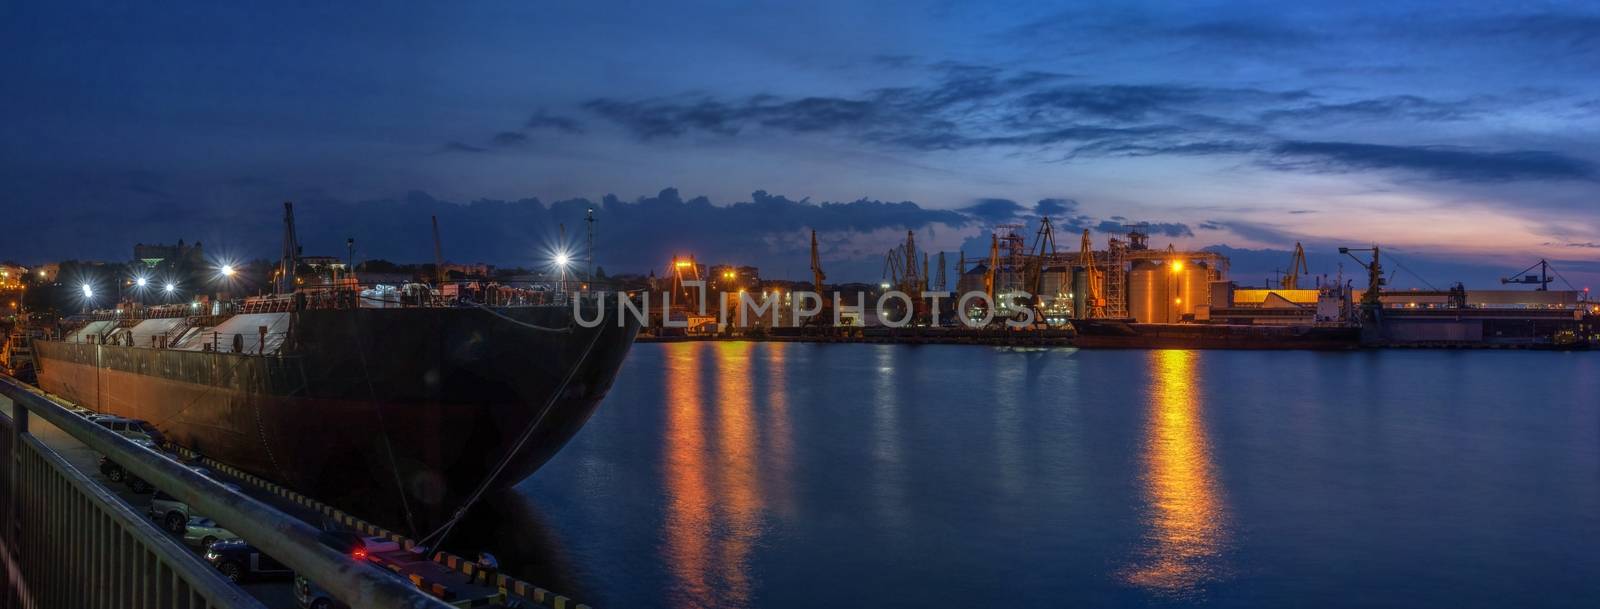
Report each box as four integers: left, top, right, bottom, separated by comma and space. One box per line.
279, 201, 299, 294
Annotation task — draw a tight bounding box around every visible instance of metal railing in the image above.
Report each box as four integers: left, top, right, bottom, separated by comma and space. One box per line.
0, 375, 452, 609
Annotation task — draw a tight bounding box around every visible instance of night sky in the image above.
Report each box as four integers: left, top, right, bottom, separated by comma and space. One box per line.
4, 2, 1597, 288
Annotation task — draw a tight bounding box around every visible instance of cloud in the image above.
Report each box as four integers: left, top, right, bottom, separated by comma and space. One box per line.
525, 111, 584, 134
1034, 198, 1077, 216
490, 132, 529, 146
960, 198, 1026, 223
1265, 141, 1597, 182
1261, 95, 1477, 125
440, 142, 487, 153
1093, 219, 1193, 238
579, 65, 1302, 158
1016, 84, 1309, 122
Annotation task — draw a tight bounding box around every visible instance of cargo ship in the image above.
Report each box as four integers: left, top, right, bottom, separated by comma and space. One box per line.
34, 297, 637, 516
1070, 319, 1360, 349
29, 205, 639, 525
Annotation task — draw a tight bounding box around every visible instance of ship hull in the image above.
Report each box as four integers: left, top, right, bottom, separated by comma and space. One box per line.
34, 305, 638, 524
1072, 320, 1360, 350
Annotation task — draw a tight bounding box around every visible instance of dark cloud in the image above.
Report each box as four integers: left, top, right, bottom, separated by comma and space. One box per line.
525, 111, 584, 134
1093, 220, 1193, 238
1016, 84, 1308, 122
581, 66, 1305, 158
1261, 95, 1476, 125
1034, 198, 1077, 216
1199, 220, 1299, 244
1266, 141, 1597, 182
440, 142, 487, 153
960, 198, 1026, 223
490, 132, 528, 146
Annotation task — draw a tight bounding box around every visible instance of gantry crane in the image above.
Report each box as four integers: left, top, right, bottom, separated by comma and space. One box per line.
1280, 242, 1308, 289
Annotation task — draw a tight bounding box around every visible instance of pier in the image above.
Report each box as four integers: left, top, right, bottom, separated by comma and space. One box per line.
0, 374, 587, 609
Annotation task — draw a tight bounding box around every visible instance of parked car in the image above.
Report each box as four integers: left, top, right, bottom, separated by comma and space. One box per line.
149, 483, 241, 533
316, 531, 401, 562
92, 416, 166, 445
205, 540, 291, 582
182, 517, 239, 548
96, 438, 159, 490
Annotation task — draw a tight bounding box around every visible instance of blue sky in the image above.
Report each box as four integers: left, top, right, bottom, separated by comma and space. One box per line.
3, 1, 1597, 288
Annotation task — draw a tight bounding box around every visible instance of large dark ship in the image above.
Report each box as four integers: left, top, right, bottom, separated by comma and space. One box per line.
31, 205, 639, 524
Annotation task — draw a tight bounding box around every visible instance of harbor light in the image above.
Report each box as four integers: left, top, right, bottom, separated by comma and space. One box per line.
554, 253, 571, 268
81, 284, 93, 298
164, 282, 176, 294
219, 265, 236, 278
1171, 260, 1184, 273
135, 276, 147, 287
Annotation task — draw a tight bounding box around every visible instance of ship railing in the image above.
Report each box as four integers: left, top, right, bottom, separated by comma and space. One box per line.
0, 374, 453, 609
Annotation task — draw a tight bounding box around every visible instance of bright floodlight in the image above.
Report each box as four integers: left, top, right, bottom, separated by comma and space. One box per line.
135, 276, 147, 287
81, 284, 93, 298
220, 265, 236, 277
164, 282, 176, 294
554, 253, 571, 267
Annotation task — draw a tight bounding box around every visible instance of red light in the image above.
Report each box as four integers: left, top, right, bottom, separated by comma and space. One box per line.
352, 548, 367, 560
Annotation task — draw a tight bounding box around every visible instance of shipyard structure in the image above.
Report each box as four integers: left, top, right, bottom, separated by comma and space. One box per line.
623, 219, 1592, 349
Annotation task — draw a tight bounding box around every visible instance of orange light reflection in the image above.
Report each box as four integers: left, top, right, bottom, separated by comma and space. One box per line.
1124, 349, 1228, 596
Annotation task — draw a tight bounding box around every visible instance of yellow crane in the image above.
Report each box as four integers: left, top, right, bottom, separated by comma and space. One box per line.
1280, 242, 1308, 289
1078, 229, 1106, 318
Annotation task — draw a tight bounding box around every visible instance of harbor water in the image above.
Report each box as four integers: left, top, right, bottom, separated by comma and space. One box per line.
463, 343, 1599, 608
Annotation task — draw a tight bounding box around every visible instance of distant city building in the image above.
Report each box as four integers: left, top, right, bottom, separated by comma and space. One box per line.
133, 240, 205, 269
300, 256, 346, 270
441, 262, 494, 278
0, 263, 27, 290
707, 264, 759, 293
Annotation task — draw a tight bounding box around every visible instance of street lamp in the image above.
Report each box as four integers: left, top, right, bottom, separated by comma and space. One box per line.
220, 265, 236, 278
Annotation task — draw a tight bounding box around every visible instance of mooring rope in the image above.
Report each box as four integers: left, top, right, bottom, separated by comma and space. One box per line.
414, 321, 605, 552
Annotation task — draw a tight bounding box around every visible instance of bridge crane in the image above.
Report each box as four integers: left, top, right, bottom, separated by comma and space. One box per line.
1280, 242, 1308, 289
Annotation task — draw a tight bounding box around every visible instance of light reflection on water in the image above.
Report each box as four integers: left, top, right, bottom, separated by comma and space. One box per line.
661, 342, 791, 608
517, 344, 1600, 609
1124, 349, 1229, 596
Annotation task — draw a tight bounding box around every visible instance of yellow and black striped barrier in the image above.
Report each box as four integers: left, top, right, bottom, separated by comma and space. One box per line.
169, 446, 585, 608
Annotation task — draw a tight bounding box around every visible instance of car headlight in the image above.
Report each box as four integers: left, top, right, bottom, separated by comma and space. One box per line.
204, 551, 218, 560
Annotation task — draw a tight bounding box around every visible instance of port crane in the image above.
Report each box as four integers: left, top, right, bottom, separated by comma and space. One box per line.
277, 202, 300, 294
1078, 229, 1107, 318
1500, 258, 1557, 290
1020, 216, 1059, 327
1338, 245, 1384, 308
804, 230, 832, 326
431, 215, 446, 286
1280, 242, 1308, 289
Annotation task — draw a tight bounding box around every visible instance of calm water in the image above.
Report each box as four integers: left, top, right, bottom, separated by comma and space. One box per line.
462, 344, 1600, 608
